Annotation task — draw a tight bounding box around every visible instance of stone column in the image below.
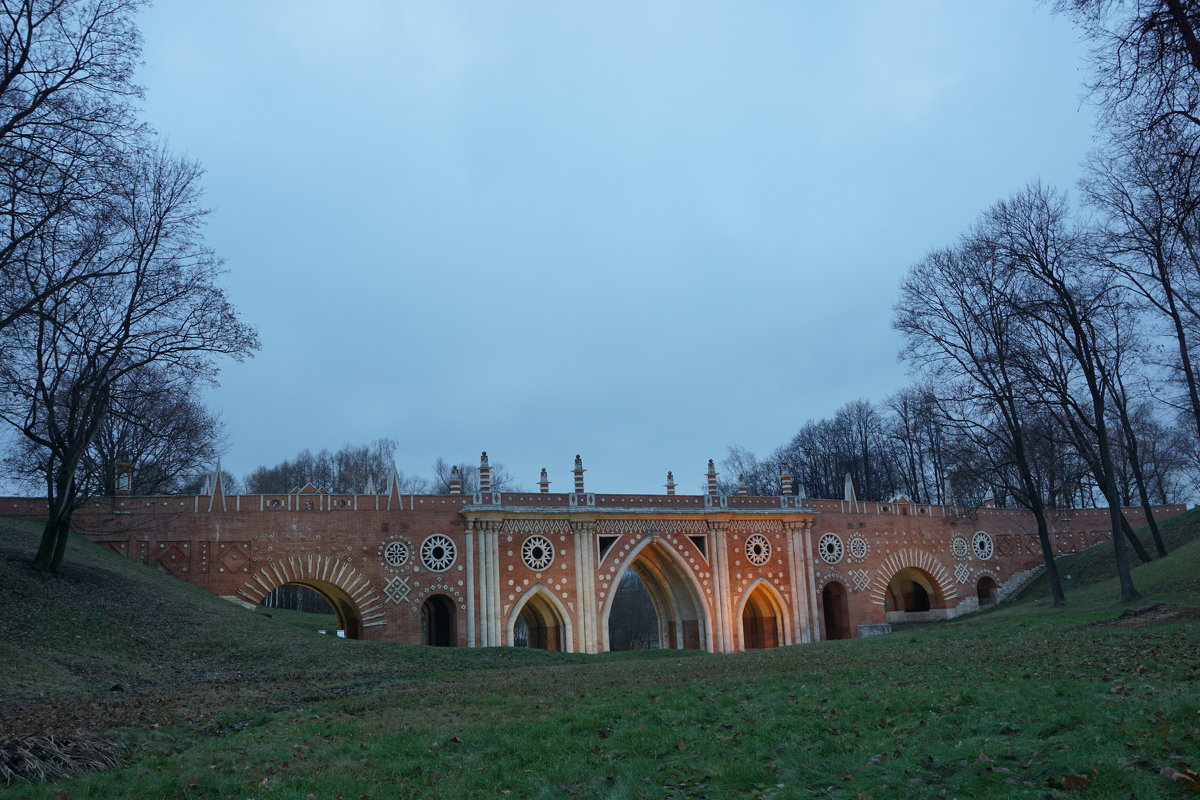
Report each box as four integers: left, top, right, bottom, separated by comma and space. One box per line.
466, 527, 475, 647
572, 519, 598, 653
708, 520, 732, 653
785, 520, 808, 644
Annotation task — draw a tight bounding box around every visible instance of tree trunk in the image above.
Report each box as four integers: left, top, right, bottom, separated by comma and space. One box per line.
1032, 504, 1067, 606
1119, 514, 1153, 564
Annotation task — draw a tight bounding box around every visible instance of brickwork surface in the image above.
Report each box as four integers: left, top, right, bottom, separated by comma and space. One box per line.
2, 489, 1184, 653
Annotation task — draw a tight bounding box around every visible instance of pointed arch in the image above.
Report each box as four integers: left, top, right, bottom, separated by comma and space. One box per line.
236, 555, 385, 639
507, 584, 573, 652
599, 535, 710, 652
735, 577, 790, 650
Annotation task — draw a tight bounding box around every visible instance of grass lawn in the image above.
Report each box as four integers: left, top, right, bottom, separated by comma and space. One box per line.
252, 606, 340, 636
2, 514, 1199, 799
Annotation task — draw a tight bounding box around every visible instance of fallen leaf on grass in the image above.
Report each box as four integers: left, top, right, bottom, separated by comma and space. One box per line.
1060, 773, 1088, 791
1160, 765, 1200, 792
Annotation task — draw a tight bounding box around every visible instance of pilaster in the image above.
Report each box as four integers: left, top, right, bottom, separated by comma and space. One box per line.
572, 519, 598, 653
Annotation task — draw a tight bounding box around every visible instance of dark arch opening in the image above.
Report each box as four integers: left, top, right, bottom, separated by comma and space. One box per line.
977, 576, 998, 607
741, 584, 782, 649
422, 594, 456, 646
512, 591, 565, 651
608, 570, 659, 650
256, 581, 361, 639
604, 540, 708, 652
884, 567, 943, 614
821, 581, 851, 640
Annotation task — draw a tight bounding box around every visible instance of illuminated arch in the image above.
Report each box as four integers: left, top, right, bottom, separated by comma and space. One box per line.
237, 555, 384, 639
600, 536, 710, 652
867, 548, 958, 610
734, 578, 790, 650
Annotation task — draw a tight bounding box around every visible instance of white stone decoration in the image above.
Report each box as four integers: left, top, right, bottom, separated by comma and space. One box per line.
384, 575, 411, 603
421, 534, 457, 572
951, 535, 969, 559
744, 534, 771, 566
851, 568, 871, 592
818, 533, 844, 565
849, 535, 868, 559
972, 531, 994, 561
377, 535, 413, 572
521, 535, 555, 571
954, 562, 970, 585
384, 539, 409, 567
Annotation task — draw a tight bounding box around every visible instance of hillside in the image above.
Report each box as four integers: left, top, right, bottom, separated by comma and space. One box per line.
1015, 505, 1200, 605
2, 514, 1199, 798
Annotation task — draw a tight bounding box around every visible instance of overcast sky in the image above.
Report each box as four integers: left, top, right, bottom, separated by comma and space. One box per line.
135, 2, 1096, 495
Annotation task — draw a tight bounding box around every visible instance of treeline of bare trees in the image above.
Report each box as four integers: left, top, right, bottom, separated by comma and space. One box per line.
724, 2, 1200, 604
722, 388, 1189, 512
239, 442, 520, 495
0, 0, 258, 573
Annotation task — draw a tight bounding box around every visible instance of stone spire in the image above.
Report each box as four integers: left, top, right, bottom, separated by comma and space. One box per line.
207, 459, 226, 512
479, 452, 491, 493
538, 468, 550, 494
706, 459, 719, 496
779, 464, 793, 496
449, 465, 462, 495
572, 454, 585, 494
387, 460, 401, 509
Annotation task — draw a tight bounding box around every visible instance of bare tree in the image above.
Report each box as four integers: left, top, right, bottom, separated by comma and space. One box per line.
0, 0, 147, 335
1081, 139, 1200, 445
242, 439, 411, 494
896, 240, 1070, 605
80, 367, 225, 496
430, 456, 519, 493
0, 150, 257, 573
716, 445, 780, 496
1057, 0, 1200, 142
976, 184, 1147, 599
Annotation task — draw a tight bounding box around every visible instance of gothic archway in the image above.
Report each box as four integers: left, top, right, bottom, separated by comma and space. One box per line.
738, 579, 787, 649
602, 537, 709, 652
509, 586, 570, 651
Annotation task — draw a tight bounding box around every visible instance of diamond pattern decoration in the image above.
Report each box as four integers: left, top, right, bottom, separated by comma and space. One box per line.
384, 575, 411, 604
152, 541, 191, 577
217, 541, 250, 573
851, 569, 871, 592
954, 563, 970, 584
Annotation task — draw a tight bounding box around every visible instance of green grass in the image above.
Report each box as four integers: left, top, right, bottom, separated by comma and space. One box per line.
2, 513, 1199, 799
1015, 506, 1200, 605
252, 606, 339, 634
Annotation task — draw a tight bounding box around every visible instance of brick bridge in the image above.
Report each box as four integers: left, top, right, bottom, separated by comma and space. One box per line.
4, 455, 1183, 653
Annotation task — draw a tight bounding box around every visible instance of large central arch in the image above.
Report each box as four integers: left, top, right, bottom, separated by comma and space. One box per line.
236, 556, 385, 640
601, 537, 710, 652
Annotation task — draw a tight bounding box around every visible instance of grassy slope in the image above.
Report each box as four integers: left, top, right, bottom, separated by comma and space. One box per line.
2, 514, 1199, 799
1014, 506, 1200, 605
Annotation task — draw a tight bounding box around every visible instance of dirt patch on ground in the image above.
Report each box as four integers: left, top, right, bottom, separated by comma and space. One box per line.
1085, 602, 1200, 628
